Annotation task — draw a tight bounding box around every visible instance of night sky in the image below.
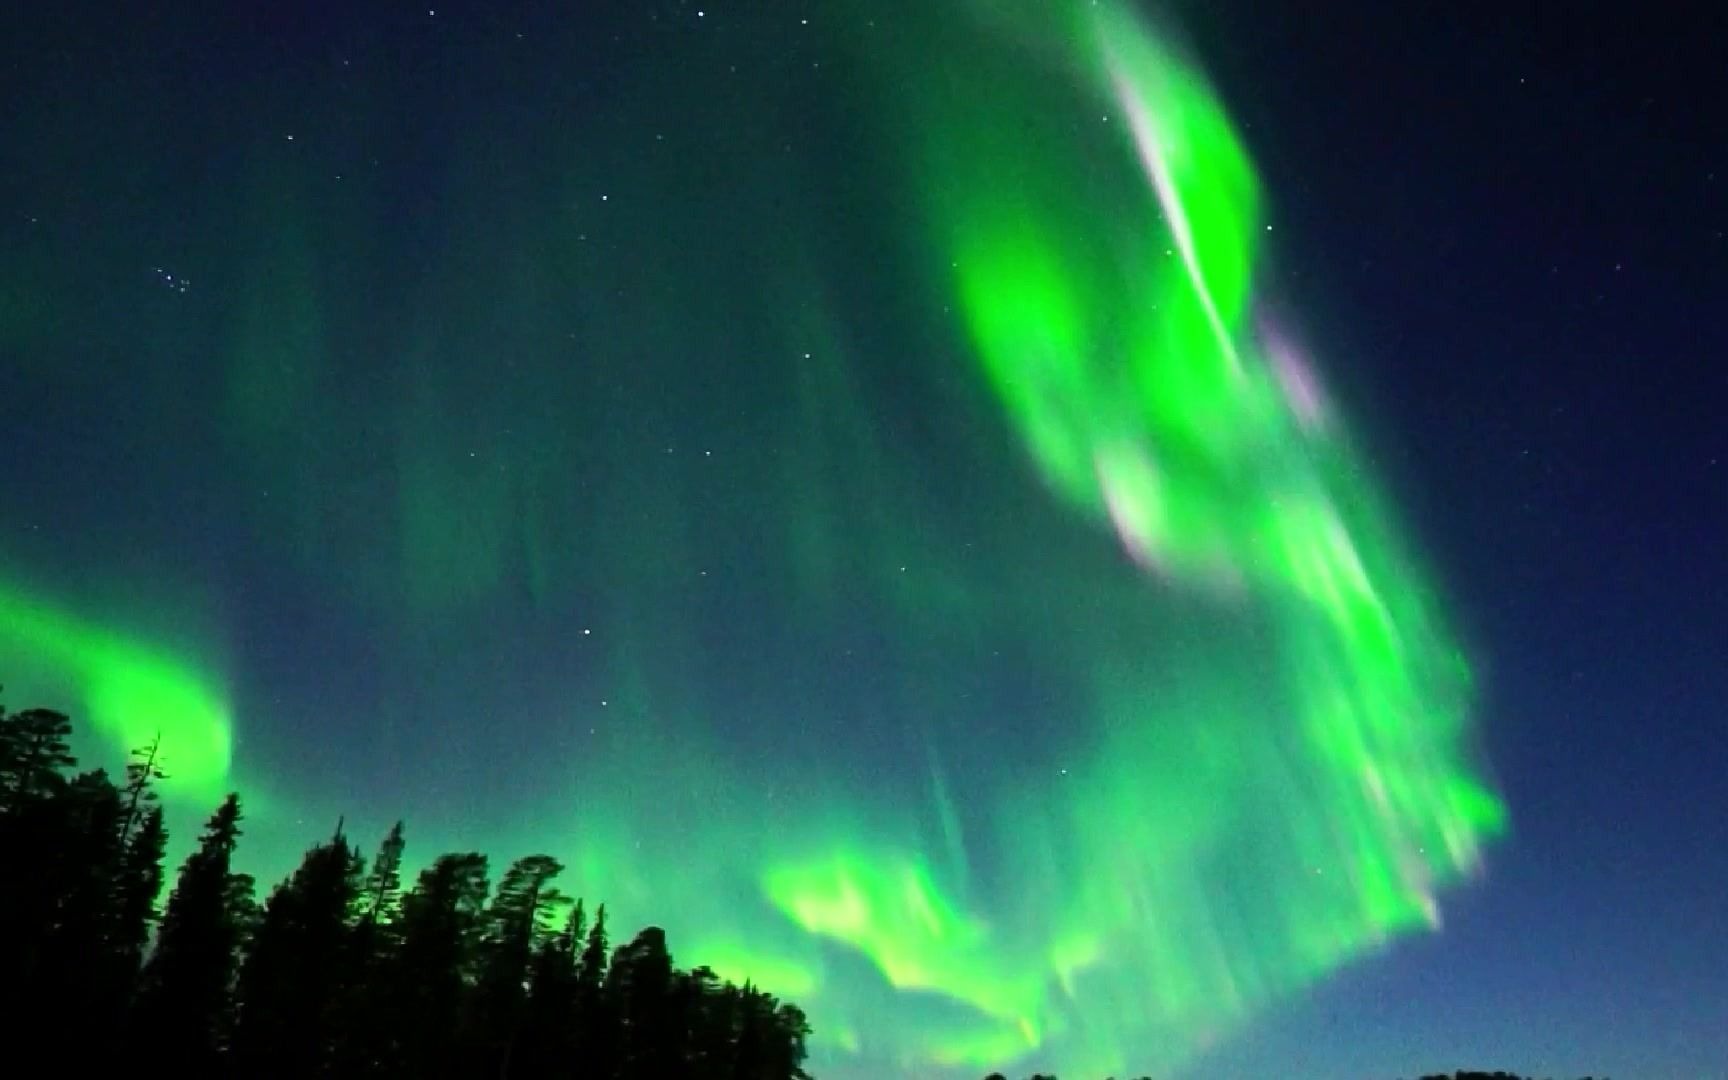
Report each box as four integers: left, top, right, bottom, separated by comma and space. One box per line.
3, 2, 1725, 1078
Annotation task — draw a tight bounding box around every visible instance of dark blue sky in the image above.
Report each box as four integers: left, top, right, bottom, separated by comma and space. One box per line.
1187, 3, 1728, 1076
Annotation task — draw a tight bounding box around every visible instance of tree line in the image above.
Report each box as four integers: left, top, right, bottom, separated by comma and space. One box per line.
0, 694, 811, 1077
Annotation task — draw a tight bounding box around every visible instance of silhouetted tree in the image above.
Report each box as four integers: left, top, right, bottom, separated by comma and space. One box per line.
0, 712, 171, 1060
110, 804, 168, 977
0, 706, 85, 1031
231, 827, 363, 1073
390, 852, 490, 1073
470, 854, 570, 1073
117, 734, 166, 845
359, 820, 407, 925
513, 898, 587, 1073
14, 767, 124, 1052
331, 821, 409, 1074
574, 902, 619, 1073
609, 925, 679, 1074
731, 983, 812, 1080
676, 965, 729, 1076
0, 707, 75, 811
133, 793, 253, 1069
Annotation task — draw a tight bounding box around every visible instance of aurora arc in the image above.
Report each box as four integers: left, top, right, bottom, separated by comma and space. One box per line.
0, 1, 1506, 1076
0, 577, 232, 797
736, 2, 1507, 1072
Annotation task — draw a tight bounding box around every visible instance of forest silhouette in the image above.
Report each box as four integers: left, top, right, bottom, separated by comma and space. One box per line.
2, 694, 1604, 1080
0, 695, 810, 1077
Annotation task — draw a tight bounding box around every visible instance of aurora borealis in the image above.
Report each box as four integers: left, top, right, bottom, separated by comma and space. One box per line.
0, 577, 232, 797
22, 0, 1728, 1076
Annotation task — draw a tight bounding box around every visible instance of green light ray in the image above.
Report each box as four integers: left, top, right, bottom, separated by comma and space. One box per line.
709, 0, 1508, 1071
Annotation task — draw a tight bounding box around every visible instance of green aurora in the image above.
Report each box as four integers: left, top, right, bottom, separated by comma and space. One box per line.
0, 2, 1504, 1075
0, 577, 232, 799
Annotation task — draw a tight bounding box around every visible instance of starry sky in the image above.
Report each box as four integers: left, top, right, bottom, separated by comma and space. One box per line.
2, 2, 1725, 1078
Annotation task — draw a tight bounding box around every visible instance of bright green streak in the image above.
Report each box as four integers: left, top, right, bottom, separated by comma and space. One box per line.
743, 2, 1508, 1073
0, 577, 232, 795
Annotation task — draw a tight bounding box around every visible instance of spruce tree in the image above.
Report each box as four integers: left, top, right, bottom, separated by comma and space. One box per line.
359, 820, 406, 925
132, 793, 252, 1069
108, 805, 167, 979
332, 821, 408, 1074
578, 902, 609, 993
574, 903, 617, 1074
232, 828, 363, 1073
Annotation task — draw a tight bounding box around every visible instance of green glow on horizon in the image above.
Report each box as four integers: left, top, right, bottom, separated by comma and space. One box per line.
0, 578, 232, 795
